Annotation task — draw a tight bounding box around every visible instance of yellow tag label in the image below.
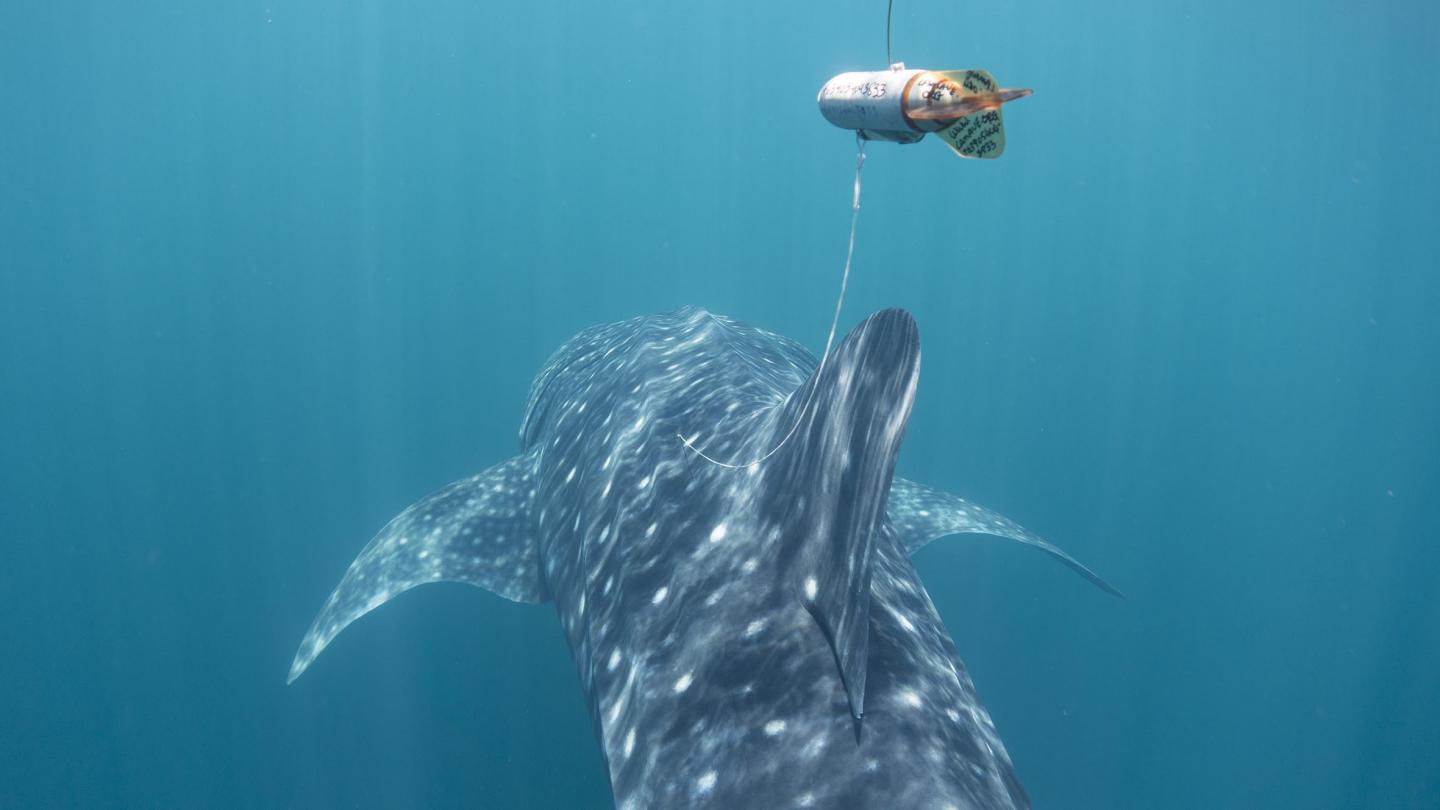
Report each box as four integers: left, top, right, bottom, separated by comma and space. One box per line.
935, 70, 1007, 159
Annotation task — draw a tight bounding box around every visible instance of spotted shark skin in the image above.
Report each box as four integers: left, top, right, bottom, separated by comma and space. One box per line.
289, 307, 1118, 809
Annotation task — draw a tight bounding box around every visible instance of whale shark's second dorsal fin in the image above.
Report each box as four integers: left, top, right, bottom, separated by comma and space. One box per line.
288, 453, 544, 684
764, 309, 922, 726
888, 477, 1124, 598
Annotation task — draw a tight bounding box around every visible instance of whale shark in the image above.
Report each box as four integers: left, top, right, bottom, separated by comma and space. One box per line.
288, 306, 1119, 809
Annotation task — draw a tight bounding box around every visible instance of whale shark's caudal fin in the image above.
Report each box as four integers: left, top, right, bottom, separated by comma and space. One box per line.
287, 453, 545, 684
764, 309, 922, 725
888, 477, 1124, 598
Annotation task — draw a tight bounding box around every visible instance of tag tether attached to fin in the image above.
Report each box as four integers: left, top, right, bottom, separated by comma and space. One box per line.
679, 134, 868, 468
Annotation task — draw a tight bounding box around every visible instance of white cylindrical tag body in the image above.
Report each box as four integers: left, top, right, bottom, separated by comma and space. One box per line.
817, 69, 927, 142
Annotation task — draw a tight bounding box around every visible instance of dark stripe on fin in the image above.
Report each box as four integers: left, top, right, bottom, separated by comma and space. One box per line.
763, 309, 922, 723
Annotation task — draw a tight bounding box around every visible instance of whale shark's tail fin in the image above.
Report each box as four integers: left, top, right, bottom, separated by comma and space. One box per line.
888, 477, 1124, 598
764, 308, 921, 725
287, 453, 545, 684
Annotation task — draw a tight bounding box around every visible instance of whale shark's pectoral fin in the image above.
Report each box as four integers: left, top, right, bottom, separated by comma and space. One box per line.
288, 453, 544, 683
888, 477, 1124, 598
766, 309, 922, 725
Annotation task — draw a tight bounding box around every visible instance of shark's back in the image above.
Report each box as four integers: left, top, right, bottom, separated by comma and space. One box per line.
289, 307, 1120, 809
520, 307, 815, 452
519, 309, 1028, 809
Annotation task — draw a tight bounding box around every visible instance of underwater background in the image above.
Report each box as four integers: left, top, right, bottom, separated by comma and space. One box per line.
2, 0, 1437, 807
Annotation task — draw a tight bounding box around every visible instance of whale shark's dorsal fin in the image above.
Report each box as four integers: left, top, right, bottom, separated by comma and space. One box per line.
288, 453, 544, 683
888, 477, 1125, 598
764, 309, 922, 725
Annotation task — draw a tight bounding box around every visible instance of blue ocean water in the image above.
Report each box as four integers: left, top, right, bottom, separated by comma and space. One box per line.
2, 0, 1437, 807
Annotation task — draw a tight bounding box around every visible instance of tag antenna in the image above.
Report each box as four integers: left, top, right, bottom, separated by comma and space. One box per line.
886, 0, 895, 66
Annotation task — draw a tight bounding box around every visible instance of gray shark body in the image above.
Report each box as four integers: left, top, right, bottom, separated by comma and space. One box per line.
289, 307, 1117, 809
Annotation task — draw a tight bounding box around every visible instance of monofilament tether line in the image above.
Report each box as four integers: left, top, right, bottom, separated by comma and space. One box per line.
680, 133, 868, 468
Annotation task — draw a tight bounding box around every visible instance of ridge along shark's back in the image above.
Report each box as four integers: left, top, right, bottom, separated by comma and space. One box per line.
289, 307, 1120, 809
